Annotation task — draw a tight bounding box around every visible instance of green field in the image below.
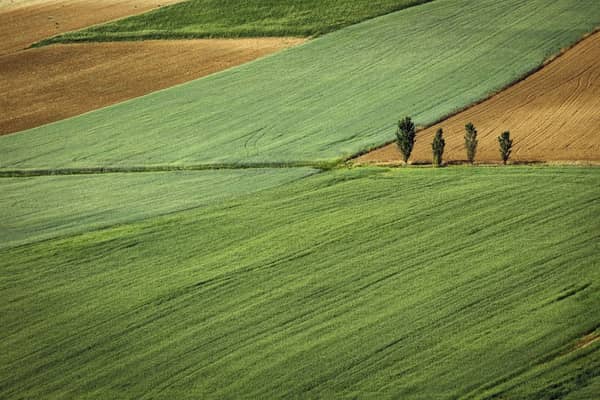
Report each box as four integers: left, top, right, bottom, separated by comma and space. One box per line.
0, 168, 315, 249
2, 0, 599, 397
3, 0, 599, 170
1, 167, 599, 398
35, 0, 432, 44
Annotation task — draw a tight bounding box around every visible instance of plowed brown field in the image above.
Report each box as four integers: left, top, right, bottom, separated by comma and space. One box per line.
357, 32, 600, 164
0, 0, 183, 55
0, 38, 304, 135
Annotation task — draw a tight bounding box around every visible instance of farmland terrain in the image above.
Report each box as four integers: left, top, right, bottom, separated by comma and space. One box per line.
36, 0, 433, 44
0, 0, 183, 55
1, 0, 599, 398
0, 38, 303, 135
357, 31, 600, 165
0, 168, 315, 249
1, 167, 598, 398
1, 0, 431, 134
0, 0, 309, 135
1, 0, 598, 168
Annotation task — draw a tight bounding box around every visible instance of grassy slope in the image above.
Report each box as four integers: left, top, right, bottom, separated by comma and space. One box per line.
1, 167, 599, 398
36, 0, 432, 44
0, 168, 315, 249
3, 0, 599, 169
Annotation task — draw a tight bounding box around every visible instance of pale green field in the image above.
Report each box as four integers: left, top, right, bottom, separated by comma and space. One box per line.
0, 168, 315, 249
2, 0, 599, 169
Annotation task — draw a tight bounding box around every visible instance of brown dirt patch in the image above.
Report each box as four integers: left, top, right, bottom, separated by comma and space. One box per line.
0, 0, 184, 56
356, 32, 600, 165
575, 332, 600, 350
0, 38, 305, 135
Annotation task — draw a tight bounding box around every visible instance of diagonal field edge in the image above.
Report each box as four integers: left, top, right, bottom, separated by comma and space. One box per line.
1, 167, 599, 398
31, 0, 435, 47
0, 167, 319, 249
0, 161, 338, 177
1, 0, 599, 169
351, 27, 600, 163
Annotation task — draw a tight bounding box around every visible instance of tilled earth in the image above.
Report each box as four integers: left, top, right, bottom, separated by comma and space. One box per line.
357, 32, 600, 164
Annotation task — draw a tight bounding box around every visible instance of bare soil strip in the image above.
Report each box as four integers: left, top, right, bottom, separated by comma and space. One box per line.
0, 38, 304, 135
574, 331, 599, 350
0, 0, 184, 55
357, 32, 600, 164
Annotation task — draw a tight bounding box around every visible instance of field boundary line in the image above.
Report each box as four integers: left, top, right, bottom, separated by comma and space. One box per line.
0, 161, 339, 178
2, 159, 600, 179
347, 27, 600, 163
30, 0, 435, 48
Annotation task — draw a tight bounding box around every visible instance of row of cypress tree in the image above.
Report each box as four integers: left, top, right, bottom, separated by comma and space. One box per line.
395, 117, 513, 167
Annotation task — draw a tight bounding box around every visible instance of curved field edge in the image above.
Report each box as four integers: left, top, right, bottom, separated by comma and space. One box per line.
32, 0, 433, 46
1, 0, 598, 169
0, 167, 317, 250
354, 30, 600, 164
0, 38, 304, 135
1, 166, 598, 398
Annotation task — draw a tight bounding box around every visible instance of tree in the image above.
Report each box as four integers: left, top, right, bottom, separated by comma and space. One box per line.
464, 122, 478, 164
432, 128, 445, 167
498, 131, 513, 165
395, 116, 416, 164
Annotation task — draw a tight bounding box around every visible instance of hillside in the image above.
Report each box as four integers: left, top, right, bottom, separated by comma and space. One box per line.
2, 0, 434, 136
1, 1, 598, 398
1, 0, 598, 169
0, 1, 310, 135
0, 0, 182, 55
36, 0, 432, 44
357, 31, 600, 164
1, 167, 598, 398
0, 168, 315, 249
0, 38, 303, 135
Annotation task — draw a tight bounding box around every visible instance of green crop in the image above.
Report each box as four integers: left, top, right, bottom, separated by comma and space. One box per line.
1, 166, 599, 398
3, 0, 598, 169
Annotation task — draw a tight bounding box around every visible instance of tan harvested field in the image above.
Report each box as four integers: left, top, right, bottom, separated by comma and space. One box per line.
0, 38, 304, 135
357, 32, 600, 165
0, 0, 184, 55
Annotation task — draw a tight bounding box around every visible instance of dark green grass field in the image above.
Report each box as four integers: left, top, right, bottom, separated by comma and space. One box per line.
3, 0, 599, 169
36, 0, 432, 45
1, 167, 599, 398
